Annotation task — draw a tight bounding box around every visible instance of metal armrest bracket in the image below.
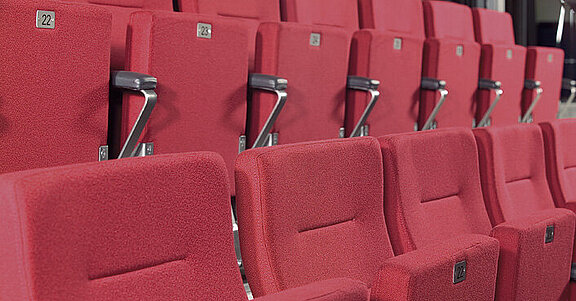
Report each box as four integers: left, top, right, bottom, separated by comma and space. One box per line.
476, 79, 503, 128
559, 78, 576, 118
112, 71, 158, 159
520, 80, 543, 123
420, 77, 448, 131
248, 74, 288, 149
347, 76, 380, 137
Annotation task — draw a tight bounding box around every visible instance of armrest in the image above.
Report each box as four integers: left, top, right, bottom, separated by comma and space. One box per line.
346, 76, 380, 137
111, 71, 158, 159
419, 78, 448, 131
248, 74, 288, 149
253, 278, 369, 301
371, 234, 499, 301
490, 208, 576, 300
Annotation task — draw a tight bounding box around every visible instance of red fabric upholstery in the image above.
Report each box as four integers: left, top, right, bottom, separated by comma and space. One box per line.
473, 125, 557, 225
65, 0, 172, 69
280, 0, 359, 29
0, 0, 110, 174
379, 129, 493, 254
236, 138, 393, 296
178, 0, 279, 21
0, 152, 249, 300
236, 137, 501, 301
177, 0, 278, 72
523, 47, 564, 122
491, 209, 575, 301
250, 22, 351, 145
420, 1, 480, 129
124, 11, 251, 194
372, 234, 499, 301
473, 8, 526, 126
379, 127, 575, 300
255, 278, 369, 301
540, 119, 576, 208
349, 0, 425, 135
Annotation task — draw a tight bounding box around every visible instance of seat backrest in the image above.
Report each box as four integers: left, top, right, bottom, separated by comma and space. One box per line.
473, 8, 526, 126
0, 152, 247, 300
177, 0, 279, 72
523, 47, 564, 122
66, 0, 173, 69
0, 0, 110, 174
178, 0, 279, 21
251, 22, 351, 145
235, 138, 393, 297
474, 124, 556, 225
420, 1, 480, 129
124, 11, 251, 194
540, 120, 576, 209
281, 0, 359, 29
347, 0, 425, 135
378, 129, 493, 255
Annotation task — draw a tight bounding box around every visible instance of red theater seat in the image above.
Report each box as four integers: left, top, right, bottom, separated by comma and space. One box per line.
0, 0, 111, 174
473, 125, 558, 224
522, 47, 564, 123
180, 0, 351, 145
124, 11, 251, 193
236, 138, 500, 300
281, 0, 359, 29
64, 0, 173, 69
287, 0, 427, 135
380, 128, 575, 300
473, 8, 526, 126
540, 119, 576, 210
421, 1, 480, 129
0, 152, 369, 300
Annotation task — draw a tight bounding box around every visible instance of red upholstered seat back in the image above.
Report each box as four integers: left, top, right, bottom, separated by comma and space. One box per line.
348, 0, 425, 135
177, 0, 278, 73
64, 0, 172, 69
523, 47, 564, 122
378, 129, 493, 255
124, 11, 251, 194
235, 138, 394, 297
420, 1, 480, 128
0, 0, 110, 174
251, 22, 351, 145
473, 8, 526, 126
474, 125, 556, 225
0, 153, 247, 300
281, 0, 359, 29
178, 0, 279, 21
541, 120, 576, 209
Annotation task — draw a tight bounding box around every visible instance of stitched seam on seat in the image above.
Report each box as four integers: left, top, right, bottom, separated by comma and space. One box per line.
420, 192, 459, 204
88, 255, 186, 280
298, 218, 355, 233
505, 176, 531, 184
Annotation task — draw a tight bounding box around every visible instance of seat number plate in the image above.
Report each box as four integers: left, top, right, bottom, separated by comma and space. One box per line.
36, 10, 55, 29
394, 38, 402, 50
310, 33, 321, 46
456, 45, 464, 56
453, 260, 466, 284
197, 23, 212, 39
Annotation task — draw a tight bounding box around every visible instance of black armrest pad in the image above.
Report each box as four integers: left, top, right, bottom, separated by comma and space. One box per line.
347, 75, 380, 90
111, 71, 157, 91
421, 77, 446, 90
249, 73, 287, 91
478, 78, 502, 90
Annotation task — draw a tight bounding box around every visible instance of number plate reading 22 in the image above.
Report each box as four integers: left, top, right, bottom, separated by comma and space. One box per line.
36, 10, 55, 29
